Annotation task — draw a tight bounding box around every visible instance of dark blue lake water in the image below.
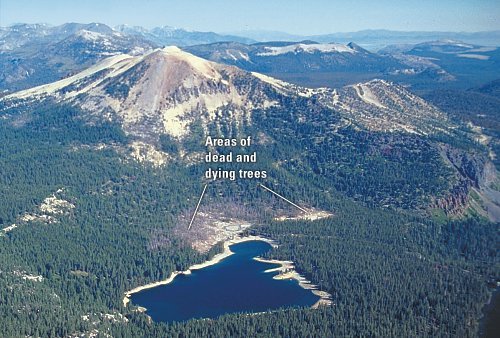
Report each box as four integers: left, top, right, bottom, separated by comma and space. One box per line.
130, 240, 320, 323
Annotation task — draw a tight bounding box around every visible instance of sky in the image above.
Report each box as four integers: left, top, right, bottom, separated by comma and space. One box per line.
1, 0, 499, 34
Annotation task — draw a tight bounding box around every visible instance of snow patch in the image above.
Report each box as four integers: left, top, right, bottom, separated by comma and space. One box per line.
258, 43, 356, 56
432, 40, 474, 48
353, 84, 386, 109
75, 29, 107, 41
237, 51, 250, 61
457, 54, 490, 60
251, 72, 288, 90
5, 53, 134, 99
226, 51, 238, 61
224, 50, 251, 62
468, 46, 497, 53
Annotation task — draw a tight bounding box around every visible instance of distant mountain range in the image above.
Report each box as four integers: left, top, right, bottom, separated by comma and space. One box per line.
184, 41, 401, 74
381, 40, 500, 89
185, 40, 500, 89
114, 24, 254, 46
0, 23, 157, 92
1, 23, 498, 93
1, 47, 451, 140
0, 23, 254, 52
0, 22, 254, 92
229, 29, 500, 50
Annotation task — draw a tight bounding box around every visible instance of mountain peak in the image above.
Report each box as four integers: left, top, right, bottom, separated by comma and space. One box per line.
3, 48, 271, 139
145, 46, 227, 82
161, 45, 182, 53
346, 42, 367, 52
74, 29, 111, 41
83, 22, 114, 33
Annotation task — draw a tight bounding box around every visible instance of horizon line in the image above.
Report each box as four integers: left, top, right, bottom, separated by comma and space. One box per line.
3, 22, 500, 36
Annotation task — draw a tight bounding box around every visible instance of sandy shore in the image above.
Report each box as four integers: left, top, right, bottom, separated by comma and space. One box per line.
254, 257, 333, 308
123, 235, 276, 307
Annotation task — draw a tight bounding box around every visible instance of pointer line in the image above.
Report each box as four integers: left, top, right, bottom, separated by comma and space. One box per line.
259, 183, 307, 213
188, 184, 208, 230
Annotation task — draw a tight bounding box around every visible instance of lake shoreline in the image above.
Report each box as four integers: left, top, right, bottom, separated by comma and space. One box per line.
123, 235, 276, 307
478, 286, 500, 337
254, 257, 333, 308
123, 235, 332, 310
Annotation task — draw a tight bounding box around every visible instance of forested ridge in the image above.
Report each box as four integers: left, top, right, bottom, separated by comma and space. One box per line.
0, 101, 497, 337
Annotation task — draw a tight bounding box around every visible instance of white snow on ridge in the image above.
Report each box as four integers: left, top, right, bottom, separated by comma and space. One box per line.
224, 50, 251, 62
468, 46, 497, 53
257, 43, 356, 56
432, 40, 474, 48
237, 51, 250, 61
251, 72, 288, 90
226, 51, 239, 61
352, 83, 386, 109
76, 29, 107, 41
4, 47, 221, 101
4, 53, 136, 99
457, 54, 490, 60
4, 48, 170, 100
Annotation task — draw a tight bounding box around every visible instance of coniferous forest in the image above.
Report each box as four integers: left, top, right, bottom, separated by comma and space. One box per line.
0, 101, 497, 337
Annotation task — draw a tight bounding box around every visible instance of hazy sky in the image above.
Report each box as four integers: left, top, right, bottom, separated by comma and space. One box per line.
1, 0, 499, 34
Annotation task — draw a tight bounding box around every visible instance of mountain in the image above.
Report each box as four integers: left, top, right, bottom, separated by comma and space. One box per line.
3, 47, 496, 216
381, 40, 500, 89
383, 39, 499, 55
0, 47, 498, 337
378, 41, 500, 174
0, 23, 53, 51
184, 41, 407, 88
3, 24, 498, 93
231, 29, 500, 50
420, 77, 500, 171
115, 24, 254, 46
0, 22, 128, 51
0, 22, 254, 93
185, 40, 499, 89
321, 79, 451, 135
49, 27, 154, 60
0, 23, 157, 92
185, 41, 399, 72
310, 30, 500, 49
4, 47, 275, 142
2, 47, 455, 142
474, 78, 500, 97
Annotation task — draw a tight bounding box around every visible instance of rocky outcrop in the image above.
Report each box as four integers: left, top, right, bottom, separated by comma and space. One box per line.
434, 145, 499, 218
433, 178, 470, 216
444, 147, 492, 188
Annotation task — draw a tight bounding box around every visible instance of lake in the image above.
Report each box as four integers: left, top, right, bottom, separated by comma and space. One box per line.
130, 240, 320, 323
